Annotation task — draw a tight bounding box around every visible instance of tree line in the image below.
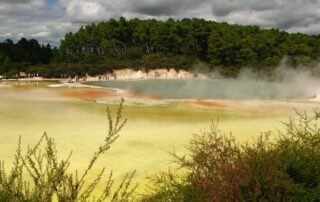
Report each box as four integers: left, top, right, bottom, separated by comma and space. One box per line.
0, 38, 55, 77
1, 17, 320, 78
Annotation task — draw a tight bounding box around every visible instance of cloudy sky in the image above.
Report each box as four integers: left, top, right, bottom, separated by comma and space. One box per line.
0, 0, 319, 46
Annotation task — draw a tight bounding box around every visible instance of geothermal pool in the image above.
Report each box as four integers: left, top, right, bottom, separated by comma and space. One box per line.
0, 80, 318, 193
88, 78, 319, 100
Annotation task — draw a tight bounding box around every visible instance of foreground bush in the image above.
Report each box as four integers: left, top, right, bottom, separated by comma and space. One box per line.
0, 99, 137, 202
143, 111, 320, 202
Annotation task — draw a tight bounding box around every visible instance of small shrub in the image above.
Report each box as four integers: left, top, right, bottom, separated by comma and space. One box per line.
277, 111, 320, 201
144, 111, 320, 202
0, 99, 137, 202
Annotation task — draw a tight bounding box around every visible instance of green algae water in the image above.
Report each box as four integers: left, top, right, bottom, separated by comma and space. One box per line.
0, 80, 317, 193
88, 79, 318, 100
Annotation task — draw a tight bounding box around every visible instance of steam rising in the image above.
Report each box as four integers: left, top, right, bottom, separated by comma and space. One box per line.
91, 65, 320, 100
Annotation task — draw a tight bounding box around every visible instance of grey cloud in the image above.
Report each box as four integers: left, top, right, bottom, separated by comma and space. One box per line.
131, 3, 178, 16
128, 0, 209, 16
211, 0, 320, 34
212, 0, 278, 17
65, 0, 211, 22
58, 0, 320, 39
0, 0, 47, 16
0, 0, 33, 4
1, 0, 320, 45
266, 1, 320, 29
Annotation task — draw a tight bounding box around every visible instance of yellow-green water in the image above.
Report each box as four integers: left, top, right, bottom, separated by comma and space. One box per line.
0, 81, 318, 193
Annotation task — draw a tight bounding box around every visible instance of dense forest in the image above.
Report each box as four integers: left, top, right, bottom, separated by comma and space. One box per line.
1, 17, 320, 78
0, 38, 55, 77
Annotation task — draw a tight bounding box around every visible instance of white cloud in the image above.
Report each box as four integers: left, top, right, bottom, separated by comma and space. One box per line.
0, 0, 77, 45
32, 31, 50, 38
17, 33, 25, 38
65, 0, 126, 22
66, 1, 106, 22
0, 32, 12, 38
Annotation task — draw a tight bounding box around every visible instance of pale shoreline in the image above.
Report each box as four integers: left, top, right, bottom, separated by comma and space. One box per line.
1, 68, 212, 83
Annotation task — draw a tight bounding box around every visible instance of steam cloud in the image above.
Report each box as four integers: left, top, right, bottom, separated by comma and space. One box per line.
91, 61, 320, 101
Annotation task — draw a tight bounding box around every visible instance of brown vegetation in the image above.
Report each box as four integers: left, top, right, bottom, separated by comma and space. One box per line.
143, 111, 320, 201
